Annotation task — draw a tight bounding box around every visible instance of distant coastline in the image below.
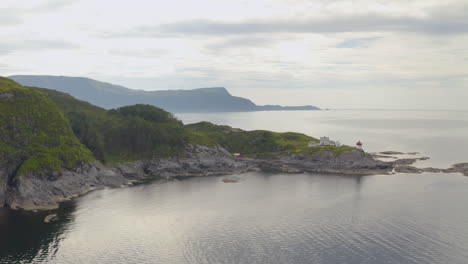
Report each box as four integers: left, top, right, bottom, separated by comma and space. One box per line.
9, 75, 321, 113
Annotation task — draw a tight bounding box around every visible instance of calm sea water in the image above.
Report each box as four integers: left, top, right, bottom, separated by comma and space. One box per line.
1, 110, 468, 264
178, 109, 468, 168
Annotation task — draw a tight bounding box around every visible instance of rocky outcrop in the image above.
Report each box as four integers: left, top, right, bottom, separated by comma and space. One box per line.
0, 169, 6, 206
144, 145, 256, 178
1, 145, 255, 211
258, 150, 393, 175
2, 144, 466, 211
5, 162, 128, 210
0, 92, 14, 99
387, 158, 468, 176
449, 163, 468, 176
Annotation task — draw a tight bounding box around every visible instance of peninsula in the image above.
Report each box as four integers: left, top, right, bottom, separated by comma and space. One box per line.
1, 77, 466, 211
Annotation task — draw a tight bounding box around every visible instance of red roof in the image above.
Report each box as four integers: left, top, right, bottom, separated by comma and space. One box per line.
357, 141, 363, 146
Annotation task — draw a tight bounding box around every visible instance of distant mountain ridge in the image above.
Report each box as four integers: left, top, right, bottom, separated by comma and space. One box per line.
9, 75, 320, 113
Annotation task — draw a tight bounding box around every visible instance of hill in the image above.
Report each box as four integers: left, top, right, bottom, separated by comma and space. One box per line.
36, 87, 320, 163
1, 77, 352, 210
0, 77, 93, 206
34, 87, 188, 163
9, 75, 320, 112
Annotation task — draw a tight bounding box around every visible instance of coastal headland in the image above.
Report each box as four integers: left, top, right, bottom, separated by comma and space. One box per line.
1, 77, 466, 211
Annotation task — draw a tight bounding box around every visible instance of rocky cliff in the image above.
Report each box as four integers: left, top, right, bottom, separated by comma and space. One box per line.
5, 145, 255, 210
0, 77, 93, 208
258, 150, 392, 175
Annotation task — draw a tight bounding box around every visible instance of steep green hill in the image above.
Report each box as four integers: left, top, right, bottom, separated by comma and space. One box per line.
35, 88, 187, 163
36, 87, 324, 162
0, 77, 93, 180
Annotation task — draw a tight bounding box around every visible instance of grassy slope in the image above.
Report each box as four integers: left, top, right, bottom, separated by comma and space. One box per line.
0, 77, 93, 176
35, 88, 187, 163
30, 85, 354, 165
185, 121, 355, 157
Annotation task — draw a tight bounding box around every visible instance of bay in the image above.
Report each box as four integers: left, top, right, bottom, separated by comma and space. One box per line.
1, 110, 468, 264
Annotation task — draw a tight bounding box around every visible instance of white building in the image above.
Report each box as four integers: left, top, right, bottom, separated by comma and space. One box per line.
320, 137, 335, 146
308, 136, 342, 147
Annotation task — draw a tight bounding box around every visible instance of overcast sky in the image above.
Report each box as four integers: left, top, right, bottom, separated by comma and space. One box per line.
1, 0, 467, 109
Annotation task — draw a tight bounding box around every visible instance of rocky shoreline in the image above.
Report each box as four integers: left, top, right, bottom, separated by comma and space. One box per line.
1, 145, 467, 211
1, 145, 257, 211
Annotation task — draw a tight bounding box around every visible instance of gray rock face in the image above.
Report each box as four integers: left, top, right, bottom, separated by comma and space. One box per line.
145, 145, 256, 177
450, 163, 468, 176
259, 150, 393, 175
1, 145, 255, 210
0, 92, 14, 99
9, 145, 463, 211
5, 162, 128, 210
0, 170, 6, 206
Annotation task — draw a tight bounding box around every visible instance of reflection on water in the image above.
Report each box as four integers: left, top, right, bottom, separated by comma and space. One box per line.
1, 110, 468, 264
0, 203, 75, 263
1, 172, 468, 264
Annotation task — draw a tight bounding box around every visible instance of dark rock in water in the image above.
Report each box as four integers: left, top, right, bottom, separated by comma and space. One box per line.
380, 151, 405, 155
393, 158, 419, 166
44, 213, 58, 223
449, 163, 468, 176
420, 167, 444, 173
259, 150, 392, 176
222, 178, 239, 183
372, 154, 398, 159
395, 166, 422, 174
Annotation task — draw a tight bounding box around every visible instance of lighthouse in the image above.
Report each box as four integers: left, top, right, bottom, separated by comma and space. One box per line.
356, 140, 363, 150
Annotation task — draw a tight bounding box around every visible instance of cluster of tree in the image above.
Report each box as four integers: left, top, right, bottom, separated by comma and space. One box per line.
36, 88, 186, 163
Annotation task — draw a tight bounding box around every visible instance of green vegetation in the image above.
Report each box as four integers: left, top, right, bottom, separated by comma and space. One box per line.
0, 77, 93, 176
35, 88, 186, 163
186, 121, 318, 154
301, 145, 356, 157
1, 77, 354, 179
185, 121, 355, 158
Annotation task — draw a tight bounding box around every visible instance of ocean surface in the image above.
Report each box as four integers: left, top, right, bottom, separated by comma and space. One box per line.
1, 110, 468, 264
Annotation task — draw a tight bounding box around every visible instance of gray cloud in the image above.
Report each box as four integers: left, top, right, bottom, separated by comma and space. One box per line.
206, 36, 275, 50
335, 37, 382, 48
105, 2, 468, 38
0, 0, 75, 27
0, 11, 22, 26
202, 35, 286, 54
32, 0, 76, 12
108, 48, 167, 58
0, 40, 78, 54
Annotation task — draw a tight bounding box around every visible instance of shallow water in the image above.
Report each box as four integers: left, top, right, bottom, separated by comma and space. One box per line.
1, 110, 468, 264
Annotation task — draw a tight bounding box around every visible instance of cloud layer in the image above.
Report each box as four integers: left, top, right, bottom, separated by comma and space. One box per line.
0, 0, 467, 109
